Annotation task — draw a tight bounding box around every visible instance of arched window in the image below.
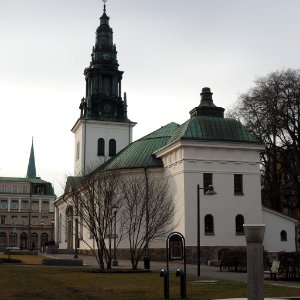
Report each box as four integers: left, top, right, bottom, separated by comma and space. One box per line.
31, 232, 38, 249
20, 232, 27, 249
204, 214, 214, 235
0, 232, 7, 250
9, 232, 17, 247
41, 233, 48, 247
280, 230, 287, 241
109, 139, 116, 157
235, 214, 244, 235
97, 138, 105, 156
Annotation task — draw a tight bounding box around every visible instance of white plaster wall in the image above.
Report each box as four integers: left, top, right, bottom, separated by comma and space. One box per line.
55, 198, 68, 249
262, 207, 296, 252
73, 120, 134, 175
157, 141, 263, 248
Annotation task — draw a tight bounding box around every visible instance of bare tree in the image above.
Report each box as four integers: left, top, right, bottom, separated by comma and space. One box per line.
65, 170, 124, 270
228, 69, 300, 211
120, 174, 175, 270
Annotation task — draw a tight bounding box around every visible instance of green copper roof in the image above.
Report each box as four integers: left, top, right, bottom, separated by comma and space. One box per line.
0, 176, 55, 195
99, 116, 259, 173
101, 123, 179, 171
26, 140, 37, 179
168, 116, 260, 144
0, 177, 50, 184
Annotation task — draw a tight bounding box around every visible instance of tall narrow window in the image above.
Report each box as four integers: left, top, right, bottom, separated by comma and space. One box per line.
203, 173, 213, 193
11, 200, 18, 210
9, 232, 17, 247
280, 230, 287, 241
235, 214, 245, 235
0, 200, 8, 210
97, 138, 105, 156
109, 139, 116, 157
0, 215, 6, 225
12, 185, 18, 193
234, 174, 243, 195
42, 201, 49, 212
204, 214, 214, 235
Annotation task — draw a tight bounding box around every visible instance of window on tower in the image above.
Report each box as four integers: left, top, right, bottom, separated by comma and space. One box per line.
97, 138, 105, 156
109, 139, 116, 157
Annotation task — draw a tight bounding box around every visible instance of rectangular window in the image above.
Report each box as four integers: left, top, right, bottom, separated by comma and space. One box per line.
0, 200, 8, 210
42, 216, 48, 225
11, 216, 17, 225
203, 173, 213, 193
23, 186, 28, 194
21, 200, 29, 210
21, 216, 28, 225
32, 201, 39, 211
42, 201, 49, 211
0, 215, 6, 225
1, 185, 7, 193
11, 200, 18, 210
31, 216, 38, 225
234, 174, 243, 195
12, 185, 18, 193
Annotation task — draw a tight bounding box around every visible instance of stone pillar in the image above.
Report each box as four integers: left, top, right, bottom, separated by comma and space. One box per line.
243, 224, 265, 300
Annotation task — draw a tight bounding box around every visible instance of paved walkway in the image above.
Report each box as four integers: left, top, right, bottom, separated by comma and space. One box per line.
44, 253, 300, 289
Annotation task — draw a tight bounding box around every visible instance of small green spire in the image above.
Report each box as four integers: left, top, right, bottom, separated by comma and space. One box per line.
26, 138, 37, 179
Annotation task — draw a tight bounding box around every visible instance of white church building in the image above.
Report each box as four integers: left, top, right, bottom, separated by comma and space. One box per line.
55, 3, 297, 263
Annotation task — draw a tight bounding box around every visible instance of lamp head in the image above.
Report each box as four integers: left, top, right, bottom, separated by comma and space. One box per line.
205, 185, 217, 195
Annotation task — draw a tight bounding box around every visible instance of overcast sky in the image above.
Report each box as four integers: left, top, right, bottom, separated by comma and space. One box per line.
1, 0, 300, 196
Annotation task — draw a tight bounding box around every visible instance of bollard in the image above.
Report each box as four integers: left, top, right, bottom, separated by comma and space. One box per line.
160, 269, 169, 299
176, 269, 186, 299
243, 224, 265, 300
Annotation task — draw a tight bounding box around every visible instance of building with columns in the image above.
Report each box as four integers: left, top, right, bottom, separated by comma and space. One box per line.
55, 3, 297, 262
0, 141, 56, 250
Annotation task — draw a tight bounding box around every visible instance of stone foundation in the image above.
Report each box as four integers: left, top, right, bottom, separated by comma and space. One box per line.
78, 246, 248, 264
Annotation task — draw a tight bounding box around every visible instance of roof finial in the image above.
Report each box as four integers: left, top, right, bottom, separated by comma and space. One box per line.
102, 0, 108, 13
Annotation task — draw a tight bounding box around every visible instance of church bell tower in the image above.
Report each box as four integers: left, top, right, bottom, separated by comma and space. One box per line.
72, 2, 136, 175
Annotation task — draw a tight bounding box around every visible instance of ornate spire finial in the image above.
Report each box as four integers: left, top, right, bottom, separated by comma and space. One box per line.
102, 0, 108, 13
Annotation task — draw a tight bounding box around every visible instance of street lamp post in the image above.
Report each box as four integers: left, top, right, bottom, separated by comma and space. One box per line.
112, 205, 118, 266
197, 184, 216, 277
50, 218, 54, 242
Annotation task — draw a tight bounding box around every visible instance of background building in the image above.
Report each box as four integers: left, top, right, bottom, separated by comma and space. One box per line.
0, 141, 56, 250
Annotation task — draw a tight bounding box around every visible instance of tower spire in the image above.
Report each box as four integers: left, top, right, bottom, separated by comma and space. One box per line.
26, 137, 37, 179
102, 0, 108, 14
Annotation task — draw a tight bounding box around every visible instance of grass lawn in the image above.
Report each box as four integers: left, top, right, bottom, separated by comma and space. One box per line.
0, 253, 46, 264
0, 265, 300, 300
